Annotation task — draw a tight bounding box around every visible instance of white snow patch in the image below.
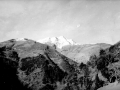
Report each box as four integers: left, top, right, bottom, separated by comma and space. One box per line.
38, 36, 79, 49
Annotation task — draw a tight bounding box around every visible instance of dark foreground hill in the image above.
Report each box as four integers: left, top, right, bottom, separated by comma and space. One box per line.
0, 39, 77, 90
1, 38, 120, 90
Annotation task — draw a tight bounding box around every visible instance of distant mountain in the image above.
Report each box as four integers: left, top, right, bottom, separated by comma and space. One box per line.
38, 36, 79, 49
38, 36, 111, 63
61, 43, 111, 63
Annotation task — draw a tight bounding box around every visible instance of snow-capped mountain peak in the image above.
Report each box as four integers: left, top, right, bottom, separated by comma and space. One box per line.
38, 36, 79, 48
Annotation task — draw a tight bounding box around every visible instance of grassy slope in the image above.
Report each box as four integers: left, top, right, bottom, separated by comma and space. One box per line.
61, 43, 111, 63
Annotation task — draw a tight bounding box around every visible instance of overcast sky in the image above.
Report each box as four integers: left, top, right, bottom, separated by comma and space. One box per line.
0, 0, 120, 44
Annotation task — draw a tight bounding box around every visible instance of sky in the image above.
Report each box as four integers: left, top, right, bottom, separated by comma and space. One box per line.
0, 0, 120, 44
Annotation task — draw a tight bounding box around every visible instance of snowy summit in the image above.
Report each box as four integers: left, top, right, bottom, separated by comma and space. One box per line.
38, 36, 79, 48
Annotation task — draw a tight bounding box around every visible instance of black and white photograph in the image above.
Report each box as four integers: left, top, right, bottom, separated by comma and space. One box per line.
0, 0, 120, 90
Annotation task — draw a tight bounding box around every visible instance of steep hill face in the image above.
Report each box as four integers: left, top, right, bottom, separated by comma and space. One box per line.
93, 42, 120, 90
0, 39, 77, 90
87, 41, 120, 90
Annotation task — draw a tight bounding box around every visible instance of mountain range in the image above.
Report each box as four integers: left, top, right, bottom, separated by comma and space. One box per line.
38, 36, 111, 63
0, 37, 120, 90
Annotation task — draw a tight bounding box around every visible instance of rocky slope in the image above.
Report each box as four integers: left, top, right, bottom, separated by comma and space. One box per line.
1, 38, 120, 90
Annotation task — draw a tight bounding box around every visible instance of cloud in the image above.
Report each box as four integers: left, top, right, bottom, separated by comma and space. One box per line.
0, 0, 120, 44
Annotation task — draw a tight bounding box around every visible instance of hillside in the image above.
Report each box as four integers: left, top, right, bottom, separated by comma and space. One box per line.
1, 38, 120, 90
61, 43, 111, 63
98, 81, 120, 90
38, 36, 111, 63
0, 38, 77, 90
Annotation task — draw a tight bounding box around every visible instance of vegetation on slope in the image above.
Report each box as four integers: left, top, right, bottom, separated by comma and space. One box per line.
1, 39, 120, 90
